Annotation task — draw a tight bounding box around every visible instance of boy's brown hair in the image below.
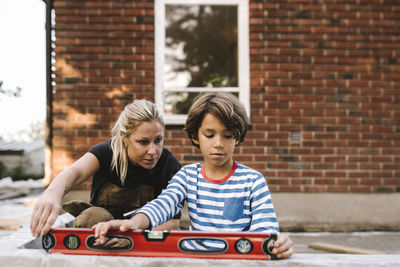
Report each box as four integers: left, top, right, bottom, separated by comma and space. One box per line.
184, 92, 249, 148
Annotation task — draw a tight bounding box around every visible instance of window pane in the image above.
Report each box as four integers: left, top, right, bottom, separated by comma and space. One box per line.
164, 91, 200, 115
164, 5, 238, 89
164, 91, 238, 115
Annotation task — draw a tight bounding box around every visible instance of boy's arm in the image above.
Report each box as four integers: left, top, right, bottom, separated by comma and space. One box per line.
249, 175, 294, 259
139, 170, 187, 229
153, 219, 180, 231
249, 176, 279, 233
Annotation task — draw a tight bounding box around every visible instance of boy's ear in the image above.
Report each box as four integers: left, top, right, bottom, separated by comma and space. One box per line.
192, 137, 199, 145
234, 137, 241, 146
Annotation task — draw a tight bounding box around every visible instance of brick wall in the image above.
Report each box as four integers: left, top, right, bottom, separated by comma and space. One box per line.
52, 0, 155, 189
51, 0, 400, 193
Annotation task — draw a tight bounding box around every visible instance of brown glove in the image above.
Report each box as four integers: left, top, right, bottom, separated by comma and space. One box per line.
62, 200, 114, 228
74, 206, 114, 228
62, 200, 93, 217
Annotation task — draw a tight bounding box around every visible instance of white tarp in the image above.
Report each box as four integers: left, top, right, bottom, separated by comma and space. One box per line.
1, 219, 400, 267
1, 245, 400, 267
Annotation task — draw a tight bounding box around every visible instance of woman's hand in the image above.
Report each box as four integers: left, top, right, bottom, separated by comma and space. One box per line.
30, 190, 62, 237
30, 153, 100, 237
272, 233, 294, 259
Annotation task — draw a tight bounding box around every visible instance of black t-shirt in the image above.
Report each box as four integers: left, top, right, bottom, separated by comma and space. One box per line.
88, 141, 182, 217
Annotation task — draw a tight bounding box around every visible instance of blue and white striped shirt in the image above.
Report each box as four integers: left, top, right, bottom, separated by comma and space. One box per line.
139, 162, 279, 234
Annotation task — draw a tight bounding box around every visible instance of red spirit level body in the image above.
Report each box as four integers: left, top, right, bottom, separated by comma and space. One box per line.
43, 228, 277, 260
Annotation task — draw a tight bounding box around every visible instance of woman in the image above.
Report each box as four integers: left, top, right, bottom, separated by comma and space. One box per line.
30, 99, 181, 237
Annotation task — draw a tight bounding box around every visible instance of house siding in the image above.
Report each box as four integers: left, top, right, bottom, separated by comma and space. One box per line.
51, 0, 400, 193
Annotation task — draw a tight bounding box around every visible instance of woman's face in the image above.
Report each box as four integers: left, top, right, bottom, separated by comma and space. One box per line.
124, 120, 164, 169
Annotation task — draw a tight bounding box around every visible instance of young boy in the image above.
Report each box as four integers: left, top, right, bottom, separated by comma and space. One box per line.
93, 92, 293, 259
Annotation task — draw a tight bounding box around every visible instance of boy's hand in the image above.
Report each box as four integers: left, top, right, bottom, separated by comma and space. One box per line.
92, 213, 151, 245
92, 219, 135, 245
272, 233, 294, 259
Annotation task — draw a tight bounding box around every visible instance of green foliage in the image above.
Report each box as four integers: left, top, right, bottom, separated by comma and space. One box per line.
165, 5, 238, 87
10, 165, 24, 179
8, 164, 43, 181
203, 73, 233, 87
174, 92, 199, 115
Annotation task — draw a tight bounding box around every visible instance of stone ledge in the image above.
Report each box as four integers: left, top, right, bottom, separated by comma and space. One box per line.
273, 193, 400, 232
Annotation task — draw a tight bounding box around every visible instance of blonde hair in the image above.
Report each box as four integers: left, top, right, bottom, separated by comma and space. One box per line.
110, 99, 164, 185
184, 92, 249, 148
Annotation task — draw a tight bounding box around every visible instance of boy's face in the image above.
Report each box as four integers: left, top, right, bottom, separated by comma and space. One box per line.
193, 113, 238, 179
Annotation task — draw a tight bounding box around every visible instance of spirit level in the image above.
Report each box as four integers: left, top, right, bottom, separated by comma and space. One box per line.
43, 228, 277, 260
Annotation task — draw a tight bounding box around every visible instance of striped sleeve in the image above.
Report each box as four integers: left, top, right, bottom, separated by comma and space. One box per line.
249, 173, 279, 233
138, 166, 188, 229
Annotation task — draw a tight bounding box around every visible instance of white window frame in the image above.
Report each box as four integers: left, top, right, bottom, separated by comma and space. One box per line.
155, 0, 250, 125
